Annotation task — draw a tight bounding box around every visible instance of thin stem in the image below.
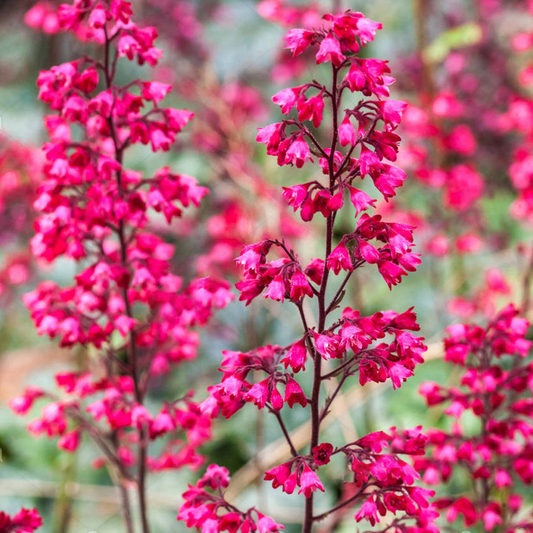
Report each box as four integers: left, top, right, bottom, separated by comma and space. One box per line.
103, 25, 150, 533
117, 482, 135, 533
111, 431, 136, 533
319, 374, 348, 422
270, 409, 298, 457
325, 269, 355, 316
321, 356, 357, 381
313, 483, 368, 521
297, 302, 310, 334
520, 241, 533, 315
302, 63, 340, 533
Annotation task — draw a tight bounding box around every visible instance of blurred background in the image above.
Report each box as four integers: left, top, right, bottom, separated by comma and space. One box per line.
0, 0, 532, 531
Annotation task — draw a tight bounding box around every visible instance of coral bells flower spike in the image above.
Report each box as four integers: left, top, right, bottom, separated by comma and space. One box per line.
14, 1, 234, 531
198, 9, 433, 533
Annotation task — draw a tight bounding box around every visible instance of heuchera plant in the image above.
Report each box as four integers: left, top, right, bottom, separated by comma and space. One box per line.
179, 11, 438, 533
10, 1, 233, 532
418, 305, 533, 532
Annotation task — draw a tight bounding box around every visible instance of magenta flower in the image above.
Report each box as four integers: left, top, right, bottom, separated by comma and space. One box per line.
327, 243, 353, 274
316, 34, 345, 67
297, 464, 325, 498
284, 135, 312, 168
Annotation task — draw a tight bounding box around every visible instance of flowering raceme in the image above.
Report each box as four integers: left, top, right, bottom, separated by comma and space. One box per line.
10, 1, 232, 531
418, 305, 533, 532
180, 11, 437, 533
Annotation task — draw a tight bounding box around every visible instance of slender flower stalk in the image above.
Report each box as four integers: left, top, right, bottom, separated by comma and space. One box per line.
180, 11, 437, 533
10, 2, 232, 532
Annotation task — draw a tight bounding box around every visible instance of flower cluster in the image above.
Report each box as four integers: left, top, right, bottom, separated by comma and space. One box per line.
11, 374, 210, 472
265, 428, 437, 528
179, 465, 285, 533
12, 1, 232, 531
0, 508, 42, 533
203, 305, 426, 423
418, 304, 533, 531
184, 11, 437, 533
399, 102, 486, 264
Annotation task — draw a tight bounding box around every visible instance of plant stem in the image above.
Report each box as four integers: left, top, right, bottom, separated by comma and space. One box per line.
521, 242, 533, 315
271, 409, 298, 457
302, 64, 340, 533
104, 24, 150, 533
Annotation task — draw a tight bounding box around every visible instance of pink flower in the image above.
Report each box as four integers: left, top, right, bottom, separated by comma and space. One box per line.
355, 496, 379, 525
257, 123, 284, 152
88, 5, 107, 29
10, 387, 43, 415
455, 233, 482, 254
272, 87, 301, 114
313, 332, 344, 359
316, 35, 345, 66
281, 339, 308, 373
327, 243, 352, 274
289, 269, 313, 301
347, 186, 376, 214
379, 99, 408, 126
378, 260, 407, 289
304, 258, 325, 285
285, 29, 315, 56
263, 274, 286, 302
446, 124, 477, 155
338, 116, 357, 146
244, 379, 283, 410
264, 462, 292, 489
312, 443, 333, 465
256, 513, 284, 533
359, 241, 380, 264
283, 135, 312, 168
298, 95, 324, 128
297, 464, 325, 497
284, 377, 307, 408
58, 430, 80, 452
446, 497, 477, 526
0, 508, 43, 533
142, 81, 172, 103
150, 409, 176, 438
